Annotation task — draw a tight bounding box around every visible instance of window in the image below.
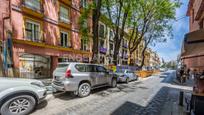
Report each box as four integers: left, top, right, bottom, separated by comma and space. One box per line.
81, 0, 87, 8
100, 40, 104, 47
96, 66, 106, 72
25, 21, 41, 42
24, 0, 41, 12
109, 30, 114, 40
86, 65, 96, 72
75, 64, 86, 72
199, 19, 204, 29
81, 39, 88, 51
60, 31, 68, 47
192, 9, 194, 23
99, 24, 105, 38
60, 6, 69, 23
109, 43, 114, 54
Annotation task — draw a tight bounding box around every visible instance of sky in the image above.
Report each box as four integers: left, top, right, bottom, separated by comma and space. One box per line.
151, 0, 189, 62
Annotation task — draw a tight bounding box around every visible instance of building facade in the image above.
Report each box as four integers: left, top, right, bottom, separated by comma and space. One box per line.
0, 0, 92, 78
97, 19, 129, 66
181, 0, 204, 72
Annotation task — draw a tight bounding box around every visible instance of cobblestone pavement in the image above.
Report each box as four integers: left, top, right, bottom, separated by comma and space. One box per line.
31, 71, 180, 115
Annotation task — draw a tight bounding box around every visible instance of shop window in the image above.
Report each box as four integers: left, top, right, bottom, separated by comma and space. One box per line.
24, 0, 41, 12
99, 24, 105, 38
60, 6, 70, 23
19, 53, 50, 79
60, 31, 69, 47
81, 0, 87, 8
25, 20, 41, 42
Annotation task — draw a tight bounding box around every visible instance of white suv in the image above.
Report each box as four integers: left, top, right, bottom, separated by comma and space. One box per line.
0, 77, 47, 115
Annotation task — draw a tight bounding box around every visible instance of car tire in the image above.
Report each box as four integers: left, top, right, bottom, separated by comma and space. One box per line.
78, 83, 91, 98
1, 95, 36, 115
126, 78, 129, 84
111, 78, 117, 88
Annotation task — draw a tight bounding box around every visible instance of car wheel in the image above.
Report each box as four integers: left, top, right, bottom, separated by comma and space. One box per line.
126, 78, 129, 84
78, 83, 91, 98
1, 95, 36, 115
111, 78, 117, 88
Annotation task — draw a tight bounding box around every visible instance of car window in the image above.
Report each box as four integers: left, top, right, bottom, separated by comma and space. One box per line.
86, 65, 96, 72
75, 64, 86, 72
97, 66, 106, 72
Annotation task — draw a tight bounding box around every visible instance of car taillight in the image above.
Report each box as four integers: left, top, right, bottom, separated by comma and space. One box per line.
65, 69, 72, 78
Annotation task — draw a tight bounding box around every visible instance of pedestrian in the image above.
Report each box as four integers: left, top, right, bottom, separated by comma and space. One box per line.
187, 68, 190, 80
180, 67, 184, 83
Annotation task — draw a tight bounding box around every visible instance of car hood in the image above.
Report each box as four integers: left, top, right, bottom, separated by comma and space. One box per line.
0, 77, 40, 85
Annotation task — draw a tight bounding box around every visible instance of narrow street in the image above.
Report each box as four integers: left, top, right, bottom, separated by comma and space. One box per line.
31, 71, 192, 115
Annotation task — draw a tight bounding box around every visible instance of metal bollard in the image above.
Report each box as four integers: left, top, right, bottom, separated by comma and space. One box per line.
179, 91, 184, 106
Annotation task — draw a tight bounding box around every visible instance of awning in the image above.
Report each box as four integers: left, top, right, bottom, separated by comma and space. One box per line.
181, 29, 204, 58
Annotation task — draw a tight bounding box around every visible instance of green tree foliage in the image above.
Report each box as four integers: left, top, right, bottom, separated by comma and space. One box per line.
128, 0, 180, 67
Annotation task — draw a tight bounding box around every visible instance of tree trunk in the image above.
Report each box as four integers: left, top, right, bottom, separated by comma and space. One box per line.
91, 0, 102, 63
113, 35, 120, 65
129, 50, 134, 66
139, 46, 147, 69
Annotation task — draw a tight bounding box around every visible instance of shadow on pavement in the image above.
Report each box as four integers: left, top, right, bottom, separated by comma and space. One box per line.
111, 87, 169, 115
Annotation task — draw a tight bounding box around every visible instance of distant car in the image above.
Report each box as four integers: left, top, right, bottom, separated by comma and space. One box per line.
52, 63, 118, 97
0, 77, 47, 115
115, 69, 138, 83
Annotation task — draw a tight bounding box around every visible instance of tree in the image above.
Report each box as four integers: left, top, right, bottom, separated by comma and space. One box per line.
103, 0, 134, 65
128, 0, 180, 66
79, 0, 102, 63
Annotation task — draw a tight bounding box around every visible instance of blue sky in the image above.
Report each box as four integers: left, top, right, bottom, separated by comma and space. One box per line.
151, 0, 189, 62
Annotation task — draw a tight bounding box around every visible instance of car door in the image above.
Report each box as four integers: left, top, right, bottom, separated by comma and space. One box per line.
86, 65, 98, 86
96, 66, 108, 85
130, 71, 135, 80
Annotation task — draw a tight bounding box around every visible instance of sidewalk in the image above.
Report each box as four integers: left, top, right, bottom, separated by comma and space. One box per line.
160, 77, 194, 115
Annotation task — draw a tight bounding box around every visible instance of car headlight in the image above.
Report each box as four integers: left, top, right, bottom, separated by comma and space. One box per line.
31, 81, 45, 88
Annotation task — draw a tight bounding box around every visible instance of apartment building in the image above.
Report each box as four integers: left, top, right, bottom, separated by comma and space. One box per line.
98, 19, 128, 65
0, 0, 92, 78
181, 0, 204, 72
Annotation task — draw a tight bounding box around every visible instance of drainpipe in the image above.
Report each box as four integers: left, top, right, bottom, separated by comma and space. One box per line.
2, 0, 11, 76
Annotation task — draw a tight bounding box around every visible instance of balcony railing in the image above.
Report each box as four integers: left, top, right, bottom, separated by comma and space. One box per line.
99, 47, 107, 54
22, 0, 43, 13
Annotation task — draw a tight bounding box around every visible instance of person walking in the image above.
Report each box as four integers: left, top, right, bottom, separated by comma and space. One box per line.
187, 68, 191, 80
180, 67, 184, 83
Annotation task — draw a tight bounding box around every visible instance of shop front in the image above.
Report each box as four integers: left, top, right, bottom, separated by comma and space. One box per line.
12, 39, 91, 79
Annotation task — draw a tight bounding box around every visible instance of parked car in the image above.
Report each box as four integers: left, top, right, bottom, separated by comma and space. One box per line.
115, 69, 138, 83
0, 77, 47, 115
52, 63, 118, 97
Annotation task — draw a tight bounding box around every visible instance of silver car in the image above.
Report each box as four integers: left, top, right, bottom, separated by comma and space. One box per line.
0, 77, 47, 115
52, 63, 117, 97
116, 69, 138, 83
